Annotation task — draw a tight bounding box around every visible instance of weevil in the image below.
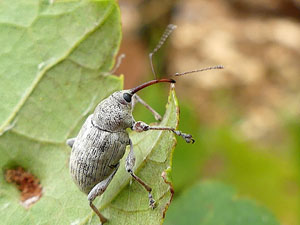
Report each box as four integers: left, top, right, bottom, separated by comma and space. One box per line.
67, 24, 223, 224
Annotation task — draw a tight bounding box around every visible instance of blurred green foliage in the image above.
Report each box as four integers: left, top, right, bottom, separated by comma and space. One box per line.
164, 181, 280, 225
134, 81, 298, 225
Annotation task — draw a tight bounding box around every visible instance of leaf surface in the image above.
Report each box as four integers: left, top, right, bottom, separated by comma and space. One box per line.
0, 1, 177, 225
0, 0, 121, 141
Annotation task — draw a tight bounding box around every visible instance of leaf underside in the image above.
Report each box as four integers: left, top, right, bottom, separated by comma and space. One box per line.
0, 1, 177, 225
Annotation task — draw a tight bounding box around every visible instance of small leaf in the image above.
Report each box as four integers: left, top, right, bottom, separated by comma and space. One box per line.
164, 181, 280, 225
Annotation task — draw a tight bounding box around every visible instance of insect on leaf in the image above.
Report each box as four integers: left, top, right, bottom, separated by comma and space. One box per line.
0, 0, 176, 224
85, 85, 178, 225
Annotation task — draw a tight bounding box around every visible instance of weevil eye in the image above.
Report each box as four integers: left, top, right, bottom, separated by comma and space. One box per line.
123, 93, 132, 103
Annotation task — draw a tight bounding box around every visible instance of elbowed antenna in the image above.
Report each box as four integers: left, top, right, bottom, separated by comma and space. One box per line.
174, 65, 224, 77
130, 79, 176, 94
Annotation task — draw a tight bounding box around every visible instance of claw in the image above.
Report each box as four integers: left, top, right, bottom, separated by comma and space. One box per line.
154, 114, 162, 121
186, 136, 195, 144
172, 130, 195, 144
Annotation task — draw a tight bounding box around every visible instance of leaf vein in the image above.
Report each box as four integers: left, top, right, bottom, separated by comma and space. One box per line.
0, 2, 115, 134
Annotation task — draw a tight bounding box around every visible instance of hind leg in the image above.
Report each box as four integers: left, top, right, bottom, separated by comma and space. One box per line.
87, 164, 119, 224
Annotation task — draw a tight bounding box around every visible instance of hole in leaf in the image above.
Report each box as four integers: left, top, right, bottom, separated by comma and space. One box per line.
5, 167, 42, 209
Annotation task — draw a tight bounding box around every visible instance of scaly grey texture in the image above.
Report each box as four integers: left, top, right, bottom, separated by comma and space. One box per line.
69, 91, 132, 195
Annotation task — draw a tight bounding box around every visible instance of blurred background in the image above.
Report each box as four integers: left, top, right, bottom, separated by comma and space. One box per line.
116, 0, 300, 224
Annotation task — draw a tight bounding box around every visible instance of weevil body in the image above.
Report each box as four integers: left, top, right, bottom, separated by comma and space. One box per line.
67, 24, 223, 224
69, 89, 146, 195
69, 91, 132, 194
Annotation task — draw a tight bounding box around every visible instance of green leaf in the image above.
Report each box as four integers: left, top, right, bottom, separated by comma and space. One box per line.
0, 1, 177, 224
0, 0, 122, 139
164, 181, 280, 225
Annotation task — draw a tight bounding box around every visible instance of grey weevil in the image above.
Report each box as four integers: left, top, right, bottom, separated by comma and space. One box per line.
67, 24, 223, 224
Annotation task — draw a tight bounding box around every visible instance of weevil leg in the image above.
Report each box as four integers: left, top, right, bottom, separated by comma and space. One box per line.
110, 54, 126, 74
66, 138, 76, 148
132, 121, 195, 144
132, 94, 162, 121
126, 139, 156, 209
89, 202, 107, 225
87, 164, 119, 224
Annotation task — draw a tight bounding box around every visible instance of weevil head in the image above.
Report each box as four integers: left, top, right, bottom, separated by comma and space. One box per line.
111, 90, 134, 107
92, 79, 176, 132
92, 90, 135, 132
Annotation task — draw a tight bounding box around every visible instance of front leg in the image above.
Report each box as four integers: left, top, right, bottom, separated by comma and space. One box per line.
126, 139, 156, 209
87, 164, 119, 224
132, 121, 195, 143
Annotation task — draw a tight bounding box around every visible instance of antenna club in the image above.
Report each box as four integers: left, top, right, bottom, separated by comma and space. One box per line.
169, 24, 177, 29
174, 65, 224, 77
